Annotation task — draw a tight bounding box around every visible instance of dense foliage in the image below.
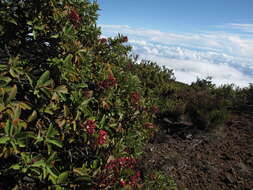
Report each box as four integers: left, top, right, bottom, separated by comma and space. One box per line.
1, 0, 252, 189
131, 63, 241, 130
0, 0, 166, 189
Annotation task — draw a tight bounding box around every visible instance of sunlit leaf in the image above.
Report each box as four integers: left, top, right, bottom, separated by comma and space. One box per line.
46, 139, 63, 148
57, 171, 69, 184
54, 85, 68, 94
27, 110, 37, 122
0, 136, 10, 144
36, 71, 50, 88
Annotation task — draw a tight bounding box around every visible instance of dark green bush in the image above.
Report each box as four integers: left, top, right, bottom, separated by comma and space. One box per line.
130, 62, 230, 129
0, 1, 164, 189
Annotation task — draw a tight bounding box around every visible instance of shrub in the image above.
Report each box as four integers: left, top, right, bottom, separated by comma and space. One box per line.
183, 78, 230, 129
0, 1, 160, 189
130, 63, 230, 129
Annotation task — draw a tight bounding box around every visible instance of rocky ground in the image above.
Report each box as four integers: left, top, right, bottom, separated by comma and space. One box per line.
141, 112, 253, 190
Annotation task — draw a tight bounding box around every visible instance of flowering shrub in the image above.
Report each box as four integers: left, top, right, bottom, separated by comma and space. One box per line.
94, 156, 142, 188
99, 73, 117, 89
130, 61, 231, 129
99, 38, 108, 43
0, 0, 161, 189
69, 9, 81, 27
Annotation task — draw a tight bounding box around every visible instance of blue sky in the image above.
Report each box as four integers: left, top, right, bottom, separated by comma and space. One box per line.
96, 0, 253, 87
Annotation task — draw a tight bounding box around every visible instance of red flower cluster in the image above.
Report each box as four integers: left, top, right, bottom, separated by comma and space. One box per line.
69, 9, 81, 26
97, 130, 108, 145
83, 90, 93, 99
99, 38, 107, 43
151, 105, 159, 113
129, 171, 141, 186
143, 122, 155, 129
99, 74, 117, 89
101, 157, 141, 188
121, 36, 128, 43
85, 119, 96, 134
127, 63, 133, 69
105, 157, 137, 171
118, 171, 141, 187
131, 92, 140, 104
119, 179, 126, 187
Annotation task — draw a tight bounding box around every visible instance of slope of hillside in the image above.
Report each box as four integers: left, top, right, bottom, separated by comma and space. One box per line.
141, 111, 253, 190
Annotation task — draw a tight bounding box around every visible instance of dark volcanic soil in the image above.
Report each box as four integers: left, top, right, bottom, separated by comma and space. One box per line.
141, 113, 253, 190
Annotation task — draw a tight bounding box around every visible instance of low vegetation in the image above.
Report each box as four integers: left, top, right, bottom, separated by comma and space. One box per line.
0, 0, 252, 189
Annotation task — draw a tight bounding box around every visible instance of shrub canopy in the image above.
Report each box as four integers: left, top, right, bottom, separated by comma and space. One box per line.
0, 0, 157, 189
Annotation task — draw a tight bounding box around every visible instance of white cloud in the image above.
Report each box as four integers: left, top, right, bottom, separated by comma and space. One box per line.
100, 24, 253, 87
227, 23, 253, 33
140, 54, 251, 87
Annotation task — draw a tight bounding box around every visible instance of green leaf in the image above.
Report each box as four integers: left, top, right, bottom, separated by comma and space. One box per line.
64, 54, 73, 65
32, 30, 36, 40
10, 141, 17, 152
36, 71, 50, 88
0, 64, 8, 71
57, 171, 69, 184
73, 166, 89, 176
46, 139, 63, 148
30, 168, 41, 175
9, 68, 18, 78
10, 164, 21, 170
80, 99, 91, 107
0, 76, 12, 87
27, 21, 33, 25
0, 136, 10, 144
34, 24, 45, 30
27, 110, 37, 122
7, 18, 17, 25
63, 105, 70, 117
32, 159, 46, 167
54, 85, 68, 94
47, 152, 57, 163
46, 165, 58, 178
16, 102, 32, 110
34, 135, 43, 144
46, 123, 58, 138
16, 138, 25, 147
51, 34, 59, 38
13, 106, 21, 119
4, 120, 12, 136
25, 73, 34, 87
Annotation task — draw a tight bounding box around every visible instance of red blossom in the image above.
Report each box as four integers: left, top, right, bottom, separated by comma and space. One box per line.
105, 157, 137, 170
151, 105, 159, 113
85, 119, 96, 134
99, 74, 117, 89
122, 36, 128, 43
119, 179, 126, 187
131, 92, 140, 104
135, 171, 141, 177
129, 171, 141, 186
127, 63, 133, 69
83, 90, 93, 99
143, 122, 155, 129
69, 9, 81, 26
99, 38, 107, 43
97, 130, 108, 145
99, 130, 107, 136
108, 74, 117, 86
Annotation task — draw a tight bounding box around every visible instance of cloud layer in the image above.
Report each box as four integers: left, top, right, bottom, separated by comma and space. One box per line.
100, 24, 253, 87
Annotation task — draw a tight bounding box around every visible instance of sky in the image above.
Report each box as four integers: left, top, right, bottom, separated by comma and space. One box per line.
96, 0, 253, 87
